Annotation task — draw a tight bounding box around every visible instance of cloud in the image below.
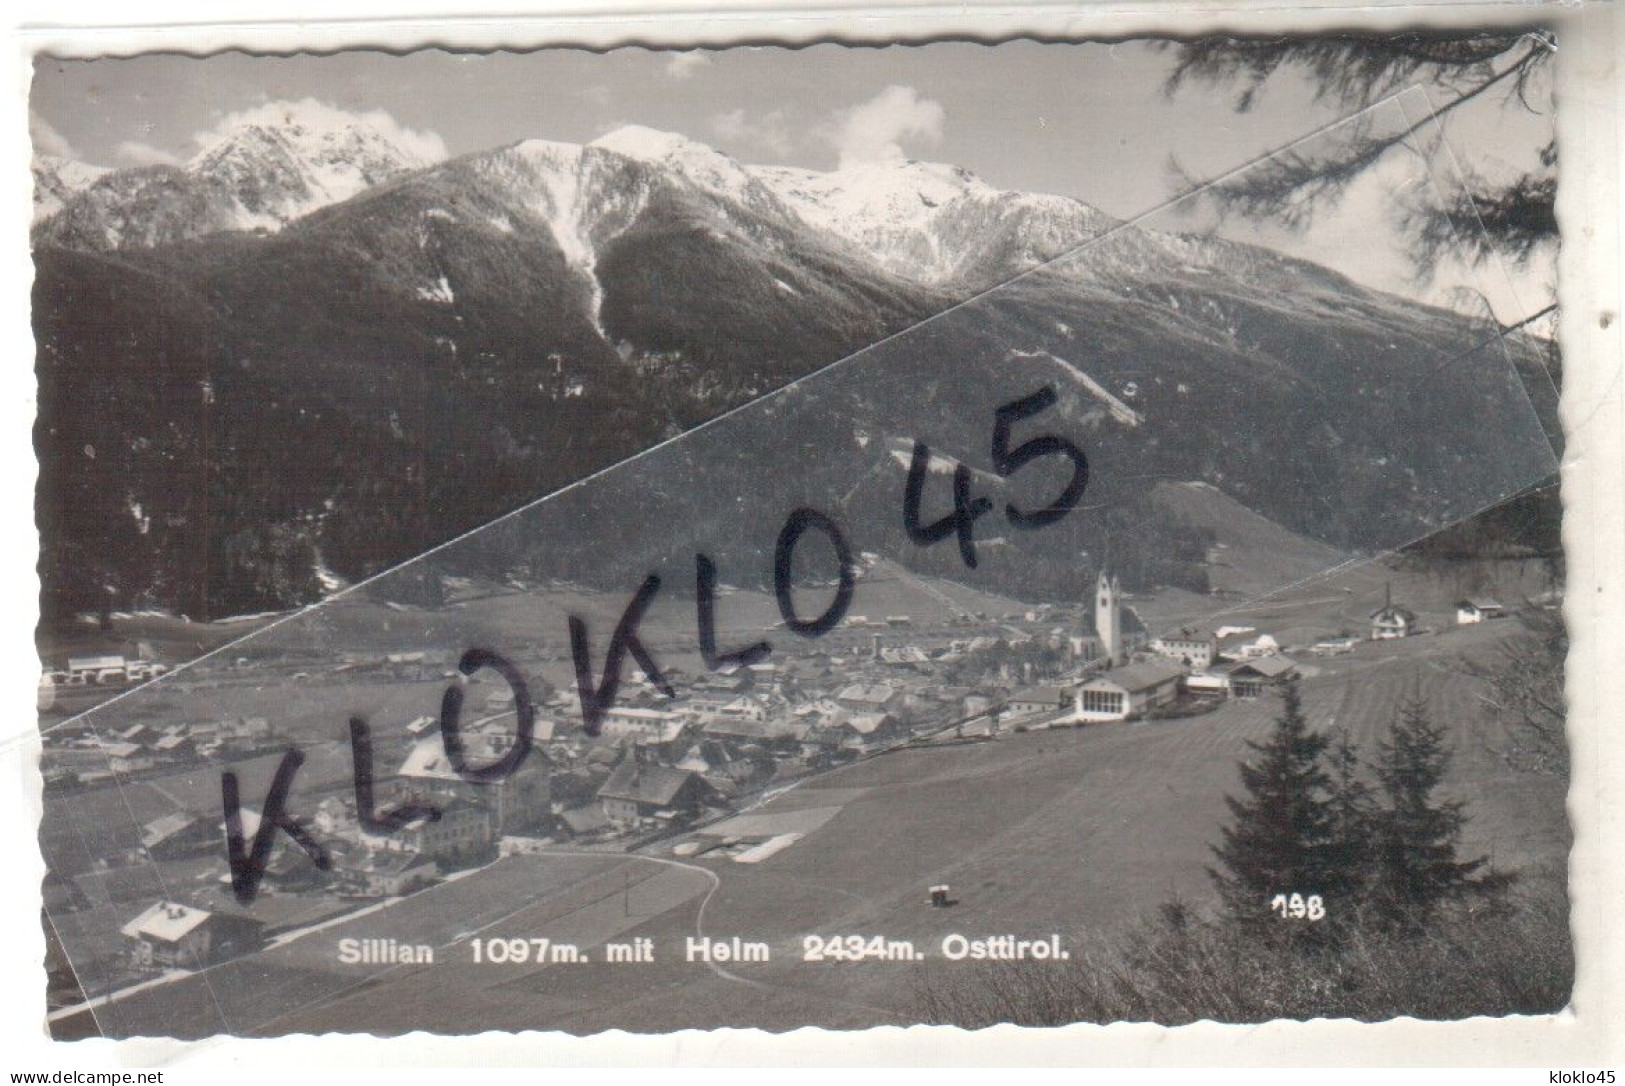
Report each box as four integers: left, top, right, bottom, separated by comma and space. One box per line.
709, 108, 795, 156
192, 98, 448, 165
30, 112, 75, 159
114, 140, 181, 167
828, 85, 945, 169
664, 52, 712, 80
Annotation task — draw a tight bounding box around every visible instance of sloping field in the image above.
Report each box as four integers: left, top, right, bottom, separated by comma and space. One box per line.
1150, 480, 1350, 600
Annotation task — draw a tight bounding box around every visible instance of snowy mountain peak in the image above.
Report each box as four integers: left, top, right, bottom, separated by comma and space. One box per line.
32, 154, 109, 222
182, 100, 444, 230
190, 99, 444, 173
589, 124, 769, 208
752, 156, 1113, 286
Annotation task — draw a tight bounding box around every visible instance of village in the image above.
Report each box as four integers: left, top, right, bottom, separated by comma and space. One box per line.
37, 558, 1534, 1014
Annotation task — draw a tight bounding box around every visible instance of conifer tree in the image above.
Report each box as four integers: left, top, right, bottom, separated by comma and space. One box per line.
1370, 695, 1509, 927
1209, 678, 1337, 924
1321, 725, 1379, 908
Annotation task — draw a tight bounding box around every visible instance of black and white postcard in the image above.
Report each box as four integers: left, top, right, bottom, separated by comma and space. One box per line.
15, 4, 1622, 1066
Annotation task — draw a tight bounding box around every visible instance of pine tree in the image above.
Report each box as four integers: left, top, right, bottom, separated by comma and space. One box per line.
1209, 678, 1338, 924
1370, 695, 1509, 928
1322, 726, 1379, 908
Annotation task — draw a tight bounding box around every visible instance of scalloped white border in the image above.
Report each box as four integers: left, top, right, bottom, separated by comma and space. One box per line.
3, 0, 1620, 1069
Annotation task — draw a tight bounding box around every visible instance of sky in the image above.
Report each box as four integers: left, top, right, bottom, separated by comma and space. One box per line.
29, 39, 1556, 325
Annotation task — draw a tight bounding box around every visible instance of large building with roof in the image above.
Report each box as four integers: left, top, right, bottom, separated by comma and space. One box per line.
396, 731, 550, 836
1073, 659, 1186, 722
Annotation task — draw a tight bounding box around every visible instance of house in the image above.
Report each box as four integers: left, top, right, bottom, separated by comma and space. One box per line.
963, 693, 996, 717
600, 707, 686, 747
839, 711, 903, 751
120, 902, 262, 970
1073, 660, 1186, 722
1228, 654, 1299, 698
597, 762, 718, 826
716, 697, 767, 722
101, 741, 152, 774
140, 812, 215, 860
384, 799, 493, 864
834, 683, 901, 714
1370, 586, 1417, 640
1183, 668, 1233, 698
352, 851, 438, 897
1148, 629, 1217, 669
1006, 685, 1071, 717
263, 846, 332, 891
557, 803, 612, 839
699, 717, 801, 753
1456, 598, 1507, 625
152, 732, 196, 761
799, 723, 855, 763
68, 655, 127, 684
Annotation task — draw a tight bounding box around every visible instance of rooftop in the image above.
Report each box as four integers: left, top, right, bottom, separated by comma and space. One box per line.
120, 901, 211, 944
1084, 659, 1186, 693
598, 762, 700, 807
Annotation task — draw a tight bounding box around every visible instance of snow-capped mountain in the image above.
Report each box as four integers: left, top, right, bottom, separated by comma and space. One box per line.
31, 111, 1556, 623
32, 111, 1355, 300
34, 100, 443, 250
31, 154, 109, 223
188, 101, 441, 229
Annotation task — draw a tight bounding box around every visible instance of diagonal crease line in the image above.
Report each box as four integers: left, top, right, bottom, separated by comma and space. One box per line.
27, 85, 1506, 741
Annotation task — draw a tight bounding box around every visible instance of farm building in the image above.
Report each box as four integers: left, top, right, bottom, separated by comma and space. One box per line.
1073, 660, 1186, 722
1228, 654, 1299, 698
139, 812, 216, 860
597, 762, 718, 826
1456, 598, 1507, 624
1007, 685, 1072, 716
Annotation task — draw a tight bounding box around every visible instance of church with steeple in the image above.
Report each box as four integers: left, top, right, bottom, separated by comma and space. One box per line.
1070, 570, 1142, 667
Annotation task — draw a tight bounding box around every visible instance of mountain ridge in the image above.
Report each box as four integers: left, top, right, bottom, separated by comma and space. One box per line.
30, 109, 1556, 624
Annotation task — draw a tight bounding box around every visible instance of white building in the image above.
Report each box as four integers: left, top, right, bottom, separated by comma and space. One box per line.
1370, 585, 1418, 640
1456, 598, 1506, 625
1149, 629, 1217, 669
1073, 660, 1185, 722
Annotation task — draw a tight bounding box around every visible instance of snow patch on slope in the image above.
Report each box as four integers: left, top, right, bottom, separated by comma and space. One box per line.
1010, 349, 1143, 427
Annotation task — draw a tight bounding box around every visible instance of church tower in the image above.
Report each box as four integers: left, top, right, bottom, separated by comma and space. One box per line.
1096, 571, 1122, 666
